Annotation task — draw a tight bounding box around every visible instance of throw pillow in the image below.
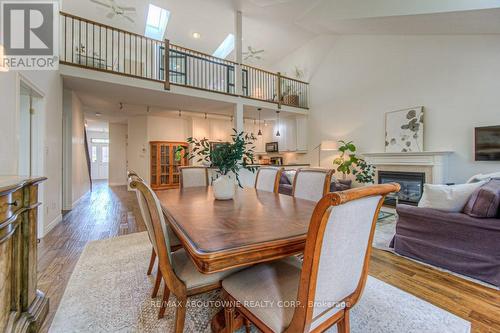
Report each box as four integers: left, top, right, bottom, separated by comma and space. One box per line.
418, 182, 486, 212
463, 179, 500, 218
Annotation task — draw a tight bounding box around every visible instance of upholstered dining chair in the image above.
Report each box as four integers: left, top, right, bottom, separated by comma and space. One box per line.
179, 166, 209, 188
221, 183, 401, 333
129, 177, 245, 332
292, 168, 334, 202
127, 171, 181, 300
255, 167, 284, 193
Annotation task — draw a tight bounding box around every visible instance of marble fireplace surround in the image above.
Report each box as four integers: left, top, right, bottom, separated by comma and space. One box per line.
362, 152, 453, 185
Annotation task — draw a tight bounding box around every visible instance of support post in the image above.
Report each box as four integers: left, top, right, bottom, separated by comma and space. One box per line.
234, 103, 244, 133
277, 72, 282, 109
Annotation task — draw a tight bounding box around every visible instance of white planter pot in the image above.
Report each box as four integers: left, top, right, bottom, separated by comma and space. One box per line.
212, 174, 235, 200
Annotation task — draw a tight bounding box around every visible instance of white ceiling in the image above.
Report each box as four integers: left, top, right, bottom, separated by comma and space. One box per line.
62, 0, 500, 71
63, 76, 287, 124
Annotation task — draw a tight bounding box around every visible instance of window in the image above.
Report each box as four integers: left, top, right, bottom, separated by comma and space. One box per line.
145, 4, 170, 40
212, 34, 234, 59
91, 138, 109, 144
91, 146, 97, 163
102, 146, 109, 163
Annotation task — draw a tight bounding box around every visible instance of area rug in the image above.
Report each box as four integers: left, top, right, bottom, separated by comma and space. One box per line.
49, 232, 471, 333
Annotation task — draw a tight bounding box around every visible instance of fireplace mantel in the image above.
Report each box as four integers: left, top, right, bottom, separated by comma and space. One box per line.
362, 151, 454, 184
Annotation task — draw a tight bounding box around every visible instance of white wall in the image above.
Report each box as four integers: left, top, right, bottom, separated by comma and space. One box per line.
71, 92, 91, 204
109, 123, 128, 186
127, 115, 148, 182
0, 70, 63, 236
275, 34, 500, 183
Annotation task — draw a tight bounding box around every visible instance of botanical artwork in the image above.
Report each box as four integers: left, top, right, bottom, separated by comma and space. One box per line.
385, 107, 424, 152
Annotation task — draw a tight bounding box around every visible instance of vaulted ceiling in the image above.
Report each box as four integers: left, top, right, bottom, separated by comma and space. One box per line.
62, 0, 500, 69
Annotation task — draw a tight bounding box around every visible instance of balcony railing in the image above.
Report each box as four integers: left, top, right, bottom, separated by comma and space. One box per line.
59, 12, 309, 109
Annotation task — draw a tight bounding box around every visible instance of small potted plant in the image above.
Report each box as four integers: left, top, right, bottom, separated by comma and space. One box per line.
178, 130, 257, 200
333, 140, 376, 184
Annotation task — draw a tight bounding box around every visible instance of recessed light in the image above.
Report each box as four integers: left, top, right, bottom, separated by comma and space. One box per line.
192, 32, 201, 39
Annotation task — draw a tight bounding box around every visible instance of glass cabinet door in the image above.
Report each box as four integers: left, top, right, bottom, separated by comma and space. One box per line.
150, 144, 157, 186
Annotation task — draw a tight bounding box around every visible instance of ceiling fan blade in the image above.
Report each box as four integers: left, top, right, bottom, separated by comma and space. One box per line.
122, 15, 135, 23
90, 0, 112, 8
118, 6, 136, 12
254, 50, 264, 54
106, 11, 116, 19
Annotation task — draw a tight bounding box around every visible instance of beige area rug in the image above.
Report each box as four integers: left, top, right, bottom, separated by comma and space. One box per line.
49, 232, 471, 333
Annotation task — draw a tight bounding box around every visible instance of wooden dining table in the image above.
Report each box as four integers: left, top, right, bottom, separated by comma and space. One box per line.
156, 186, 317, 274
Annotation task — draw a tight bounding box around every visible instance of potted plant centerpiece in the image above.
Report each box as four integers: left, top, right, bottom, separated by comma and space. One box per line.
333, 140, 376, 184
178, 130, 257, 200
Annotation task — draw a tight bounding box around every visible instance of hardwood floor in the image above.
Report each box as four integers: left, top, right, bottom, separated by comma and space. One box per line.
37, 181, 500, 332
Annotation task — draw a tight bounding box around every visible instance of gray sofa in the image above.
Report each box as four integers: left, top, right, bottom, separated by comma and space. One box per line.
278, 170, 351, 196
391, 203, 500, 287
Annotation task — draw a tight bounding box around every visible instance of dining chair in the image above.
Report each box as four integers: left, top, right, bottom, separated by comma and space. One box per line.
221, 183, 400, 333
292, 168, 334, 202
128, 171, 181, 300
255, 167, 284, 193
179, 166, 209, 188
129, 177, 246, 331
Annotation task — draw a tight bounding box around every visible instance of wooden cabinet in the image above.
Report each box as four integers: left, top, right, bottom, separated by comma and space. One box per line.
150, 141, 188, 190
0, 176, 48, 333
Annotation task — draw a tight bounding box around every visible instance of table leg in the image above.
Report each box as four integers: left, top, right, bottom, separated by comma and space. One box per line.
211, 309, 244, 333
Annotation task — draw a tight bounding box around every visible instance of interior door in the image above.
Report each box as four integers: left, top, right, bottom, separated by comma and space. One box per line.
90, 143, 109, 180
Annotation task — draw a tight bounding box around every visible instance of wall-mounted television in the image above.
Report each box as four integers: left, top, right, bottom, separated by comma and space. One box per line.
475, 126, 500, 161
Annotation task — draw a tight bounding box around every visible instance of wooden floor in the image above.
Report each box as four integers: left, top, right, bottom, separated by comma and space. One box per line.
37, 181, 500, 333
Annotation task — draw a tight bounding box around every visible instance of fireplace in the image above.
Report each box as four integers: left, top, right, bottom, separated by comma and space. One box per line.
378, 171, 425, 206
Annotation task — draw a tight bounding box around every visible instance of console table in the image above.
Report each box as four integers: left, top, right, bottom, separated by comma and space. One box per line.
0, 176, 48, 332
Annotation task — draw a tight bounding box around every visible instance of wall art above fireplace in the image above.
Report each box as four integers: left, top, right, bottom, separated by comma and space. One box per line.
385, 107, 424, 153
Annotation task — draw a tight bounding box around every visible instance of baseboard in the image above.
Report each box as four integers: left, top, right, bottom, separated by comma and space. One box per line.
41, 213, 62, 237
108, 182, 127, 186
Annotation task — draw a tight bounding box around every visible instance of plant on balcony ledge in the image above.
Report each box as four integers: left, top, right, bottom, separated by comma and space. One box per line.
177, 130, 257, 200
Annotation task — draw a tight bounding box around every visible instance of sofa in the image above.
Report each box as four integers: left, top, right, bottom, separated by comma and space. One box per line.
277, 169, 352, 196
391, 180, 500, 287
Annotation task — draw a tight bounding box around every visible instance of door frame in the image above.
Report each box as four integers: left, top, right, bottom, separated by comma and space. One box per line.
17, 73, 46, 237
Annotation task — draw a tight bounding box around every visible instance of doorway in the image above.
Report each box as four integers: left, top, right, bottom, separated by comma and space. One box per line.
90, 140, 109, 180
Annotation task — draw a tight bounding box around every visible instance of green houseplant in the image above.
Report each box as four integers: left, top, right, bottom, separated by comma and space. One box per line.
333, 140, 376, 184
178, 130, 257, 200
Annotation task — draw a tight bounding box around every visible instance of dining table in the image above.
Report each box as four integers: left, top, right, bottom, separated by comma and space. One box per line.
156, 186, 318, 331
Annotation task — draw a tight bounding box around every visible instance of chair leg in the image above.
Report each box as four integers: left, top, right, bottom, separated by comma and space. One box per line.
244, 318, 251, 333
174, 296, 187, 333
147, 248, 156, 275
337, 310, 350, 333
224, 306, 235, 333
152, 270, 162, 298
158, 283, 171, 319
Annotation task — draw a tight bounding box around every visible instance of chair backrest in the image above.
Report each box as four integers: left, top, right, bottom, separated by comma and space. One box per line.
129, 177, 187, 293
286, 183, 400, 332
255, 167, 283, 193
129, 176, 173, 262
292, 168, 334, 202
179, 166, 209, 188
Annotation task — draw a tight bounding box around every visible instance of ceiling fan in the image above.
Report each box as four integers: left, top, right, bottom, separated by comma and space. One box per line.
90, 0, 136, 23
243, 46, 265, 61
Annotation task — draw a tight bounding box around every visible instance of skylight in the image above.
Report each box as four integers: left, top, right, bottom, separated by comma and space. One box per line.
213, 34, 234, 59
145, 4, 170, 40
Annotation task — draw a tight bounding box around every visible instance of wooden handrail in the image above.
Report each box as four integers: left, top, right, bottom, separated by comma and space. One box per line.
59, 11, 309, 108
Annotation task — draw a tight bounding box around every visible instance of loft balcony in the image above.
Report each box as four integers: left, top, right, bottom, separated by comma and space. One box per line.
59, 12, 309, 109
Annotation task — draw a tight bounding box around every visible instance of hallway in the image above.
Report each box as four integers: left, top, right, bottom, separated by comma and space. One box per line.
37, 181, 145, 332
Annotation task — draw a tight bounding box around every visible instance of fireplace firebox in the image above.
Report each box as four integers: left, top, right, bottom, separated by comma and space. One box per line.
378, 171, 425, 206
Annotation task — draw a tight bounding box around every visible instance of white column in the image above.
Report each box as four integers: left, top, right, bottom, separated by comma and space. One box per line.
234, 103, 244, 133
234, 10, 243, 96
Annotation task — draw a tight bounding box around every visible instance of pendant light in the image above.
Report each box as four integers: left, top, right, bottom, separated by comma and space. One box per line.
257, 108, 262, 136
275, 110, 281, 137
